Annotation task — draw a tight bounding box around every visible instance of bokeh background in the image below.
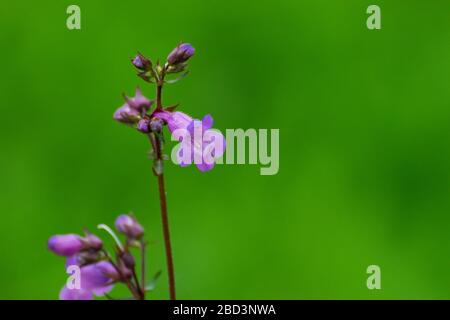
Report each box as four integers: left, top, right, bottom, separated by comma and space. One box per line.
0, 0, 449, 299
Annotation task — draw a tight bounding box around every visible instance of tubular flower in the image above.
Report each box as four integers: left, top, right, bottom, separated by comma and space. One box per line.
59, 261, 118, 300
153, 110, 226, 171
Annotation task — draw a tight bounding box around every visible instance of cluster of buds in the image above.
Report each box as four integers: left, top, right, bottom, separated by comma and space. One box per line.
114, 43, 196, 137
132, 43, 195, 82
48, 214, 155, 300
113, 43, 226, 172
114, 43, 195, 129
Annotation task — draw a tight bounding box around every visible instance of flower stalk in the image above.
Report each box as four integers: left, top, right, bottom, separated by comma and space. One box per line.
49, 43, 227, 300
152, 67, 176, 299
110, 43, 223, 300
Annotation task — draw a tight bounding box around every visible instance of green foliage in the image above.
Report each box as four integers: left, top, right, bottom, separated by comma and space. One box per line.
1, 0, 450, 299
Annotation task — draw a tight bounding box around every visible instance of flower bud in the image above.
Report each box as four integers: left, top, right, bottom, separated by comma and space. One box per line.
119, 251, 135, 269
113, 103, 141, 124
82, 233, 103, 251
137, 119, 151, 133
76, 251, 102, 266
115, 214, 144, 239
114, 88, 153, 125
150, 118, 164, 133
131, 53, 152, 71
48, 234, 83, 256
129, 88, 153, 112
167, 43, 195, 65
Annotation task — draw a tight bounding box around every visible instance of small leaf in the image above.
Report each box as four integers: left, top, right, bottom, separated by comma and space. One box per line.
166, 63, 187, 74
165, 71, 189, 84
138, 71, 155, 83
153, 159, 164, 176
165, 103, 179, 112
145, 271, 162, 291
148, 149, 156, 160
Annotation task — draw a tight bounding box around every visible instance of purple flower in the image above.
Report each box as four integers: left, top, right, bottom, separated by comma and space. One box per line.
167, 43, 195, 65
185, 115, 226, 171
48, 234, 83, 256
115, 214, 144, 239
59, 286, 93, 300
59, 261, 118, 300
153, 110, 226, 171
114, 88, 153, 124
80, 261, 118, 295
131, 53, 151, 71
153, 110, 192, 134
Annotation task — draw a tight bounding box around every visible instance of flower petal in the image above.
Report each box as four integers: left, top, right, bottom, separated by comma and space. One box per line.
59, 285, 93, 300
80, 261, 117, 296
202, 114, 213, 131
196, 161, 215, 172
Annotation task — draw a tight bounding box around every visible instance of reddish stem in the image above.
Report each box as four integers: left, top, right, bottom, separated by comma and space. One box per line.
152, 76, 176, 300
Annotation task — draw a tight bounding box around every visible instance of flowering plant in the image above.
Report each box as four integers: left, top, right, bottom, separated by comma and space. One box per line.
48, 43, 225, 300
48, 214, 151, 300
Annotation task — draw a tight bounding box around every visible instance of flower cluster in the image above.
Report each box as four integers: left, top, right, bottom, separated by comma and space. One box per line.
113, 43, 226, 172
49, 43, 221, 301
48, 214, 150, 300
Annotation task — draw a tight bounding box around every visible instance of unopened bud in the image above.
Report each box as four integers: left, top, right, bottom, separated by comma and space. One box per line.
167, 43, 195, 65
82, 233, 103, 251
131, 53, 152, 71
48, 234, 83, 256
120, 251, 135, 269
150, 118, 164, 133
137, 119, 151, 133
115, 214, 144, 239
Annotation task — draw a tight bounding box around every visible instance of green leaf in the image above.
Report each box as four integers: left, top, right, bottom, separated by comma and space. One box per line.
165, 103, 179, 112
164, 71, 189, 84
145, 271, 162, 291
153, 159, 164, 176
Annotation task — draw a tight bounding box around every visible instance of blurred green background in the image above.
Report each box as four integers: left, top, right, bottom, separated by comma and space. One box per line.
0, 0, 449, 299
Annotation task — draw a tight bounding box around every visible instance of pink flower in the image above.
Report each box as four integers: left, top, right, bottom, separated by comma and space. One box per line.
153, 110, 225, 171
113, 88, 154, 124
59, 286, 93, 300
59, 261, 118, 300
